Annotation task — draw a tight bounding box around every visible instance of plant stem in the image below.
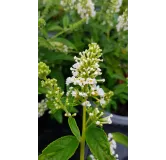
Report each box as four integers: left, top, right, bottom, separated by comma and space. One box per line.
80, 106, 86, 160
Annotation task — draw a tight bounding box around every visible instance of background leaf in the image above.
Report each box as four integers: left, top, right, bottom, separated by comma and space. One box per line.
63, 15, 69, 28
42, 51, 74, 62
50, 68, 65, 90
47, 24, 63, 32
68, 117, 80, 141
41, 135, 79, 160
51, 37, 77, 50
112, 132, 128, 147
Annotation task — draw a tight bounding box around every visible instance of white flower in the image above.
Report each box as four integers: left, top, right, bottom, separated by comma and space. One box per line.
66, 77, 74, 85
96, 121, 100, 125
89, 154, 97, 160
108, 133, 113, 141
111, 139, 117, 149
96, 86, 105, 97
89, 113, 94, 116
110, 146, 115, 155
115, 154, 119, 158
73, 62, 80, 69
100, 114, 113, 125
94, 108, 100, 114
65, 112, 71, 117
79, 92, 88, 97
72, 71, 79, 77
86, 78, 97, 84
72, 91, 77, 97
99, 98, 106, 105
82, 100, 91, 107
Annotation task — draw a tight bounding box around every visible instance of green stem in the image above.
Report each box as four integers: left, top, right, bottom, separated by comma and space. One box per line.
80, 106, 86, 160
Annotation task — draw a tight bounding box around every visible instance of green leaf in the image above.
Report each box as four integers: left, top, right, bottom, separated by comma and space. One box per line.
47, 24, 63, 32
68, 117, 80, 141
111, 73, 126, 81
50, 69, 65, 90
38, 37, 53, 50
86, 125, 115, 160
69, 18, 86, 31
52, 110, 63, 124
42, 135, 79, 160
38, 154, 45, 160
63, 15, 69, 28
114, 84, 128, 95
51, 37, 77, 50
42, 51, 74, 62
112, 132, 128, 147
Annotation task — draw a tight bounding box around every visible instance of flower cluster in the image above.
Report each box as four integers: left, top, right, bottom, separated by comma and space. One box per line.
38, 62, 51, 79
60, 0, 77, 10
88, 108, 113, 126
49, 41, 68, 53
60, 0, 96, 23
76, 0, 96, 23
66, 43, 113, 108
108, 133, 119, 160
38, 99, 47, 117
41, 78, 65, 112
116, 8, 128, 32
98, 0, 123, 27
111, 0, 123, 13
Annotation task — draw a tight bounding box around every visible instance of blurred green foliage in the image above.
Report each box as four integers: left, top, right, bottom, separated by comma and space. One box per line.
38, 0, 128, 116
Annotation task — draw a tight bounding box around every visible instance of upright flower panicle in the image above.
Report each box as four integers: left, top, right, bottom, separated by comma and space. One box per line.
60, 0, 77, 10
76, 0, 96, 23
111, 0, 123, 13
66, 43, 113, 109
98, 0, 123, 27
116, 8, 128, 32
60, 0, 96, 23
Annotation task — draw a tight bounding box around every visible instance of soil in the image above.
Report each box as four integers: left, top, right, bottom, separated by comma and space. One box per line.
111, 102, 128, 117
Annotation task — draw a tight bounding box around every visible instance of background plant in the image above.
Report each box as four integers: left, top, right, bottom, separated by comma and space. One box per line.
38, 0, 128, 123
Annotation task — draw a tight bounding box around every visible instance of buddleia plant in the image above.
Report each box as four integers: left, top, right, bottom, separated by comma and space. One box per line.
38, 43, 128, 160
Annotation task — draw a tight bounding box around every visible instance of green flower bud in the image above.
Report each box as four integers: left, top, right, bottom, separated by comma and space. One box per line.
38, 62, 50, 79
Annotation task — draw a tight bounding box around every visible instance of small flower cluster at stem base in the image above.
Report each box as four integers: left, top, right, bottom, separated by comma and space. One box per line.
108, 133, 119, 160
